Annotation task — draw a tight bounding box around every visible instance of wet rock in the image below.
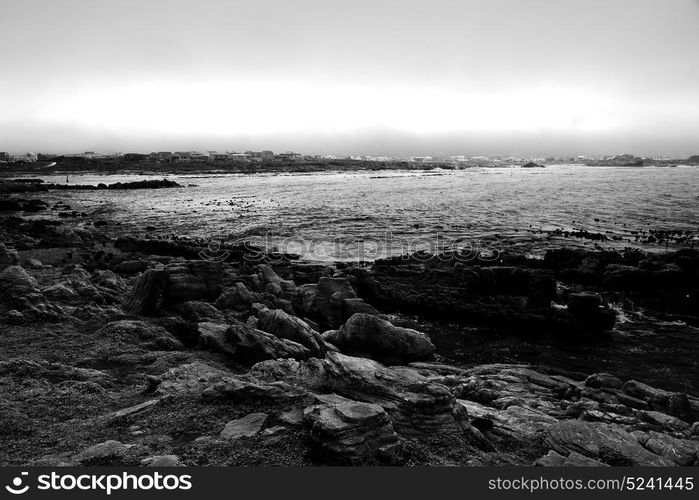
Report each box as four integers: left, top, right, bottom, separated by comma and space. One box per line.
304, 395, 401, 464
202, 377, 306, 402
220, 412, 268, 440
0, 243, 20, 268
543, 248, 613, 282
94, 270, 126, 292
115, 260, 150, 274
123, 268, 167, 315
115, 237, 201, 260
261, 296, 295, 315
5, 309, 25, 324
453, 363, 579, 408
156, 361, 231, 396
276, 262, 331, 285
618, 380, 694, 420
22, 199, 48, 212
641, 431, 699, 466
0, 197, 22, 211
622, 380, 669, 402
42, 283, 77, 300
0, 265, 39, 297
64, 264, 91, 281
95, 320, 184, 351
141, 455, 182, 466
457, 399, 558, 441
74, 440, 130, 464
279, 280, 296, 298
616, 392, 650, 410
580, 408, 638, 426
198, 320, 310, 362
634, 410, 690, 432
602, 255, 696, 291
342, 298, 380, 319
545, 420, 675, 466
258, 265, 283, 286
162, 260, 223, 304
0, 358, 109, 383
256, 307, 326, 357
279, 408, 305, 426
552, 300, 616, 336
13, 293, 66, 321
215, 282, 259, 310
264, 282, 283, 297
251, 352, 461, 439
567, 292, 602, 314
585, 373, 623, 390
179, 301, 225, 322
564, 292, 617, 332
535, 450, 608, 467
107, 399, 160, 420
666, 393, 695, 423
325, 313, 435, 364
293, 277, 358, 329
23, 258, 44, 269
260, 425, 286, 438
355, 263, 562, 334
470, 417, 494, 433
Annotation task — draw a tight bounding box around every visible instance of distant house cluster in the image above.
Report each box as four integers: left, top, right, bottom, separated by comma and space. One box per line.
0, 149, 311, 168
0, 152, 38, 163
149, 150, 298, 163
1, 150, 696, 169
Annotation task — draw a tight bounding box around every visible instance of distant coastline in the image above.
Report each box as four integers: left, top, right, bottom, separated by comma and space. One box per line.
1, 154, 697, 175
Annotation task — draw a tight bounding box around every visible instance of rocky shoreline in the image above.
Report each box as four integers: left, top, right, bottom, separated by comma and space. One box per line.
1, 190, 699, 466
1, 178, 181, 193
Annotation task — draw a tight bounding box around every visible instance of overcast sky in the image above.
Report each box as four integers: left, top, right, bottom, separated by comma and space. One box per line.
1, 0, 698, 156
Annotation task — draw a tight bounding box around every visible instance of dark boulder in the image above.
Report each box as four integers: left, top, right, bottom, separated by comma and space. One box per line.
293, 277, 358, 329
0, 265, 40, 298
179, 301, 226, 323
256, 307, 326, 357
123, 269, 167, 315
251, 352, 462, 439
545, 421, 674, 466
0, 244, 21, 269
162, 260, 223, 304
198, 321, 310, 362
95, 320, 184, 351
304, 394, 401, 464
325, 313, 435, 364
215, 282, 259, 310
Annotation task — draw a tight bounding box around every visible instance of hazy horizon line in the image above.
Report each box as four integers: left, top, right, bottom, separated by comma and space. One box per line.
3, 148, 697, 159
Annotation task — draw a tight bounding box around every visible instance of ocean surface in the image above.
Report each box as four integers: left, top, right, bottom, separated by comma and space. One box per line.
13, 165, 699, 261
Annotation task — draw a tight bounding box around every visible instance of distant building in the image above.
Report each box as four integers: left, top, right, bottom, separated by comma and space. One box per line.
0, 152, 10, 162
123, 153, 148, 162
151, 151, 173, 161
410, 156, 432, 163
190, 151, 208, 160
228, 152, 251, 162
172, 152, 193, 162
277, 151, 301, 161
13, 152, 38, 162
245, 150, 274, 160
209, 153, 229, 162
